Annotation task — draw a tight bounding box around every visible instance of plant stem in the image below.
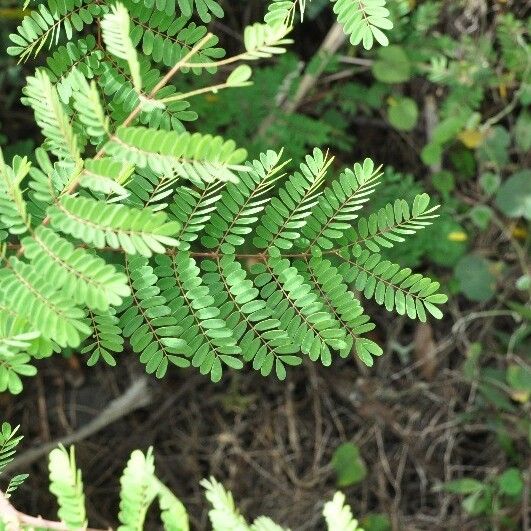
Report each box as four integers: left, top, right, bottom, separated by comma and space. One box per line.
17, 33, 215, 257
255, 22, 346, 139
0, 493, 108, 531
159, 81, 229, 104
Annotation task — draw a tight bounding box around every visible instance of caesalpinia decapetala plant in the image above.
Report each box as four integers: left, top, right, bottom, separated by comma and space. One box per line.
0, 0, 446, 394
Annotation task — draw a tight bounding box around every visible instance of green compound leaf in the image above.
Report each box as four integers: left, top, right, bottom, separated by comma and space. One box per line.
49, 446, 88, 531
155, 252, 242, 382
337, 248, 447, 321
120, 255, 189, 377
0, 257, 91, 348
253, 148, 332, 251
48, 195, 181, 257
105, 126, 248, 185
118, 448, 159, 531
22, 226, 130, 311
332, 0, 393, 49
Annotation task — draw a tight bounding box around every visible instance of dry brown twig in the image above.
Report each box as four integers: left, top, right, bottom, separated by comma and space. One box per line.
4, 378, 151, 474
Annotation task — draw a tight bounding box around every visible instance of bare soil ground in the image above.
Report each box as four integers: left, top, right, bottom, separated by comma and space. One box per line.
3, 302, 527, 530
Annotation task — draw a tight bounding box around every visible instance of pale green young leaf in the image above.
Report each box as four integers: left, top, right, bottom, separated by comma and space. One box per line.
49, 446, 87, 531
101, 3, 142, 93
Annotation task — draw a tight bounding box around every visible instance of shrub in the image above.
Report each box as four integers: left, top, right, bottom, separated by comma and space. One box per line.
0, 0, 446, 393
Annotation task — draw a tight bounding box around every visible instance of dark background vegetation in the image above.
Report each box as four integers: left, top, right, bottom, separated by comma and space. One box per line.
1, 0, 530, 529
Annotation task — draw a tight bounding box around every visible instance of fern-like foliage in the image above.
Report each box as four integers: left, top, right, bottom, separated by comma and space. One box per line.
81, 308, 124, 366
253, 148, 332, 250
201, 477, 290, 530
72, 76, 112, 147
22, 70, 82, 164
202, 477, 250, 531
104, 126, 248, 184
7, 0, 105, 62
264, 0, 307, 27
155, 252, 243, 382
101, 3, 142, 93
119, 447, 192, 530
242, 23, 293, 61
302, 256, 381, 366
1, 441, 365, 530
0, 1, 446, 393
0, 144, 445, 390
22, 226, 130, 311
9, 0, 391, 66
48, 445, 87, 530
4, 473, 29, 499
127, 1, 225, 72
0, 423, 28, 499
120, 255, 189, 377
337, 247, 445, 320
157, 480, 190, 531
44, 35, 104, 104
47, 195, 181, 256
201, 149, 288, 252
0, 257, 91, 348
331, 0, 393, 49
118, 448, 159, 530
265, 0, 392, 49
0, 152, 31, 237
339, 193, 440, 253
298, 158, 381, 251
0, 423, 23, 476
202, 475, 363, 531
176, 0, 224, 23
323, 492, 363, 531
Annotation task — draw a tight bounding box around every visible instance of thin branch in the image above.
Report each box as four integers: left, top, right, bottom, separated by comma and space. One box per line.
27, 32, 215, 242
0, 493, 107, 531
95, 32, 214, 158
3, 378, 151, 474
6, 243, 300, 260
159, 81, 230, 104
177, 53, 242, 69
0, 491, 19, 531
255, 22, 346, 139
284, 23, 346, 114
146, 34, 215, 106
337, 55, 373, 66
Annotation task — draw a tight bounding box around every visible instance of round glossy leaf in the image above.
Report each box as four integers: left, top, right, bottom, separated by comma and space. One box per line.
388, 97, 418, 131
454, 254, 495, 302
442, 478, 484, 494
478, 126, 510, 166
372, 46, 411, 83
498, 468, 524, 497
506, 364, 531, 393
515, 110, 531, 151
421, 142, 442, 166
431, 171, 455, 195
495, 170, 531, 220
331, 442, 367, 487
479, 172, 500, 196
469, 205, 492, 230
